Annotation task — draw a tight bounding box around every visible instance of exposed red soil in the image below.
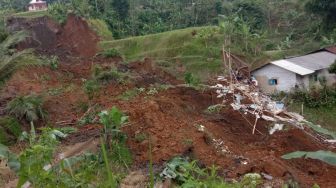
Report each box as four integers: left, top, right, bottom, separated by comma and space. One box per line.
6, 14, 98, 57
2, 56, 336, 187
1, 16, 336, 188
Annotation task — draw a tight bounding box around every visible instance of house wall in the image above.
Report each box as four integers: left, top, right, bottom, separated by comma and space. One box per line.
252, 64, 297, 93
317, 69, 336, 86
296, 74, 309, 89
28, 3, 47, 11
299, 69, 336, 90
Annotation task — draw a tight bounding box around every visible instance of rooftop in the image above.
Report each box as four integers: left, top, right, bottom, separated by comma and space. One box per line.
29, 0, 46, 4
253, 48, 336, 76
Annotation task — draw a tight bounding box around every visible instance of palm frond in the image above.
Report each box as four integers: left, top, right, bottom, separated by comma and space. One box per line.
6, 95, 46, 123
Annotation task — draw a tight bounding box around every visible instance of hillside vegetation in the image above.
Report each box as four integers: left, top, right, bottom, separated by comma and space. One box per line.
0, 0, 336, 187
101, 27, 224, 79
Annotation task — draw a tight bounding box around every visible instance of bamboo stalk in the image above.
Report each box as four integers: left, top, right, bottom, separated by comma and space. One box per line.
252, 116, 258, 135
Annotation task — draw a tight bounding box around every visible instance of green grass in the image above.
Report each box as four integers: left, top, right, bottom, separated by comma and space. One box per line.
11, 10, 48, 18
288, 103, 336, 132
87, 19, 113, 40
11, 12, 112, 41
100, 27, 225, 81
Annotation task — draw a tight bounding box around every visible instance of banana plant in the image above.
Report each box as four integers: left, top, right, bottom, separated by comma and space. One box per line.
98, 106, 128, 145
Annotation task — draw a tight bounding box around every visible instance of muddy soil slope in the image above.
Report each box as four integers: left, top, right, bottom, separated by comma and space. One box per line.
6, 14, 98, 57
1, 16, 336, 188
2, 56, 336, 187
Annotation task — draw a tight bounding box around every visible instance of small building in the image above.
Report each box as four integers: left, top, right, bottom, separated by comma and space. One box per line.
252, 47, 336, 93
28, 0, 47, 11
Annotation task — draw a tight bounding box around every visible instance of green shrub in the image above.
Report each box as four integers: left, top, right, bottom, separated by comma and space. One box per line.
110, 142, 132, 166
134, 133, 147, 143
83, 79, 100, 99
102, 48, 122, 58
6, 95, 46, 123
0, 116, 22, 145
290, 86, 336, 108
95, 69, 123, 84
99, 107, 132, 167
43, 55, 59, 70
184, 72, 200, 87
99, 106, 128, 143
92, 64, 125, 84
88, 19, 113, 40
48, 2, 69, 24
118, 88, 143, 100
329, 60, 336, 74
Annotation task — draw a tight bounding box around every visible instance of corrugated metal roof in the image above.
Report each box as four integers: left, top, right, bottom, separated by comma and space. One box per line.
253, 49, 336, 75
286, 51, 336, 71
271, 60, 315, 75
325, 46, 336, 54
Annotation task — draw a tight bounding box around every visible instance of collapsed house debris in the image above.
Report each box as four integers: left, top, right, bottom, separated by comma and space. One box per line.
213, 49, 336, 143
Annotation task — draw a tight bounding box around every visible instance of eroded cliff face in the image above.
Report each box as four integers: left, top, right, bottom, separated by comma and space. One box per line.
6, 14, 99, 58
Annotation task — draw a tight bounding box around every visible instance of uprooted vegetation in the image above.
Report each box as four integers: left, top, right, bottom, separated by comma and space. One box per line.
1, 13, 336, 188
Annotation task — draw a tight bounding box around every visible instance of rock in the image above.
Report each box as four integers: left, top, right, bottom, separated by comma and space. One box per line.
120, 171, 147, 188
154, 178, 172, 188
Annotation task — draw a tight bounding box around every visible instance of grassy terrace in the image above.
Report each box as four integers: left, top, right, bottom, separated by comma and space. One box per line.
9, 11, 113, 40
289, 103, 336, 132
11, 10, 48, 18
100, 27, 225, 80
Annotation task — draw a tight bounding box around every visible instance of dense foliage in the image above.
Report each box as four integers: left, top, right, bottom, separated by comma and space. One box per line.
290, 86, 336, 108
305, 0, 336, 31
1, 0, 335, 46
329, 60, 336, 74
6, 94, 46, 123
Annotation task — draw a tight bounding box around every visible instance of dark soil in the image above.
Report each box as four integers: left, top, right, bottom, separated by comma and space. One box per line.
6, 14, 98, 58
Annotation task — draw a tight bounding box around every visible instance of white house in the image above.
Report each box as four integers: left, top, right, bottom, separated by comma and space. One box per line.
28, 0, 47, 11
252, 47, 336, 93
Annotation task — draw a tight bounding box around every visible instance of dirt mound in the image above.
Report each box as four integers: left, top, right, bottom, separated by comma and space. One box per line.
1, 55, 336, 187
6, 14, 98, 57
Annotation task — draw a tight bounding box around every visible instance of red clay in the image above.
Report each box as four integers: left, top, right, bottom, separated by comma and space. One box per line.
6, 14, 98, 58
1, 16, 336, 188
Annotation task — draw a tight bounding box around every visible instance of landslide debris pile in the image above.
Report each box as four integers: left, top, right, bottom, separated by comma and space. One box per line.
5, 14, 98, 57
1, 14, 336, 188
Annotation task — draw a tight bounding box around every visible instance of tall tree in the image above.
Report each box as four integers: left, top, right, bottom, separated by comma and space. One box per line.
112, 0, 129, 20
305, 0, 336, 30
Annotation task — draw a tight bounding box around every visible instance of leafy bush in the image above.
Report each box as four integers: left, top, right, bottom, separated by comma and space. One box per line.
6, 95, 46, 123
17, 127, 62, 186
0, 143, 20, 172
134, 132, 147, 143
92, 64, 125, 84
83, 79, 100, 99
99, 106, 128, 143
118, 88, 143, 101
232, 0, 267, 31
184, 72, 200, 87
88, 19, 113, 40
329, 60, 336, 74
102, 48, 122, 58
99, 107, 132, 167
95, 69, 123, 84
48, 2, 69, 24
0, 116, 22, 145
206, 104, 224, 114
0, 31, 41, 83
161, 157, 262, 187
43, 55, 59, 70
290, 86, 336, 108
110, 141, 132, 166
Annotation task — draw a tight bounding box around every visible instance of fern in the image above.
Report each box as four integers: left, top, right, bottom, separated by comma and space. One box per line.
6, 95, 46, 123
0, 31, 41, 82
